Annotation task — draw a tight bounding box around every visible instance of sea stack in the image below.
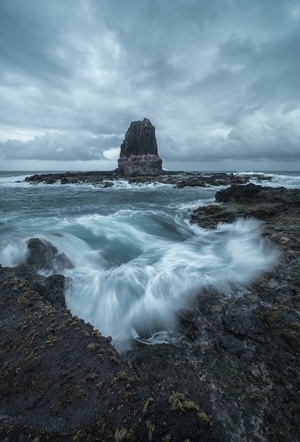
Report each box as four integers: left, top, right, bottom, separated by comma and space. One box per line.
117, 118, 163, 176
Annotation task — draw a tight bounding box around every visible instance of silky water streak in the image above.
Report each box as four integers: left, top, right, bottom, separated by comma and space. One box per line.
61, 212, 278, 351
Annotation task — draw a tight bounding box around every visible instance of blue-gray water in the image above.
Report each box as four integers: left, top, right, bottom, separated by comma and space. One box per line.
1, 171, 299, 351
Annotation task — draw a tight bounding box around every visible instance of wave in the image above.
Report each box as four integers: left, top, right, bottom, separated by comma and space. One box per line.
1, 212, 278, 352
0, 240, 29, 267
237, 171, 300, 189
0, 167, 281, 353
111, 179, 173, 190
65, 217, 278, 351
263, 173, 300, 189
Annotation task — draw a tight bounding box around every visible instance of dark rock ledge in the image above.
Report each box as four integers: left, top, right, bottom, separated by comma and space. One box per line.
24, 170, 272, 187
1, 184, 300, 441
0, 261, 215, 440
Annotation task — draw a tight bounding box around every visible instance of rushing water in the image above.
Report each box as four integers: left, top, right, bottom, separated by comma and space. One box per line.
1, 171, 299, 351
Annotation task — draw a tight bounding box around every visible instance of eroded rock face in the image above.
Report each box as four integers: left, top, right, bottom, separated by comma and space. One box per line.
117, 118, 163, 176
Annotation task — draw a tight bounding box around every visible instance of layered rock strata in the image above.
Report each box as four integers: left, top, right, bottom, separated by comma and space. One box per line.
117, 118, 163, 176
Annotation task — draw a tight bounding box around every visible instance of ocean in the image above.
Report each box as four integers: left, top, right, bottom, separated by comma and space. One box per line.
1, 171, 299, 351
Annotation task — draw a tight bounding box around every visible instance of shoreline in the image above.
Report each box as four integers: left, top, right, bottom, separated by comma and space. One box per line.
0, 183, 299, 440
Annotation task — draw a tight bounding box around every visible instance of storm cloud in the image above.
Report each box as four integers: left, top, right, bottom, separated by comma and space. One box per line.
0, 0, 299, 171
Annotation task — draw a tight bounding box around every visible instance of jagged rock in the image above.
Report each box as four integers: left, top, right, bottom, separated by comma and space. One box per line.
117, 118, 163, 176
215, 183, 300, 206
27, 238, 73, 271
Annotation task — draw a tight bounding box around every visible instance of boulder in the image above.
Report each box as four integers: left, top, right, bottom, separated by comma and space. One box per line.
27, 238, 73, 271
117, 118, 163, 176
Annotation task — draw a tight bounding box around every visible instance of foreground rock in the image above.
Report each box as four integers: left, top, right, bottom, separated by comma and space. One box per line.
116, 118, 163, 176
191, 183, 300, 227
0, 240, 220, 441
180, 183, 299, 440
1, 185, 299, 440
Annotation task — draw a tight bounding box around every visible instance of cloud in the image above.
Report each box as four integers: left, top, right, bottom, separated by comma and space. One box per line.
0, 133, 122, 161
102, 147, 120, 161
0, 0, 299, 170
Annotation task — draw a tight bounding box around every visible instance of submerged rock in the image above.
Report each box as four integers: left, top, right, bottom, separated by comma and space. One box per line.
116, 118, 163, 176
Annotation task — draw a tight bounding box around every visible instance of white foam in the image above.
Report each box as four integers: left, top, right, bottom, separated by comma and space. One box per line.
111, 179, 173, 190
61, 216, 278, 352
0, 240, 28, 267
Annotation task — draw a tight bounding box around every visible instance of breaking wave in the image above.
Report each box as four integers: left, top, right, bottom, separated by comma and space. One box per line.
0, 210, 278, 352
0, 168, 282, 353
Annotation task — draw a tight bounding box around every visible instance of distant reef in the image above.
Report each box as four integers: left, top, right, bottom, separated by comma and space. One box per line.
24, 170, 272, 187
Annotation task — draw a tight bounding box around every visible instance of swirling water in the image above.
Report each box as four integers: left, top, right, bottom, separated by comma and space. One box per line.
1, 171, 298, 351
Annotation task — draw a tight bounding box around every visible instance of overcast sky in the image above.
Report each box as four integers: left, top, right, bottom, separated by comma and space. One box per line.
0, 0, 299, 171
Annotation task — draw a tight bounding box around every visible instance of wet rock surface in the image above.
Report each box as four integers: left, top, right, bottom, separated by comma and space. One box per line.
0, 240, 220, 441
0, 263, 216, 441
1, 183, 299, 440
186, 184, 300, 440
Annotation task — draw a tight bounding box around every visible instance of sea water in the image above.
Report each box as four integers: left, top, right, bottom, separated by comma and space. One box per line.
0, 171, 299, 351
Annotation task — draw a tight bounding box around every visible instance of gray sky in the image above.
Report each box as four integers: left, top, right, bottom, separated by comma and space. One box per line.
0, 0, 299, 172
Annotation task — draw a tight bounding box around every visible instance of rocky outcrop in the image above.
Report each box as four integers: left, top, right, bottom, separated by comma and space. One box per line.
24, 171, 272, 187
117, 118, 163, 176
190, 183, 300, 228
27, 238, 73, 272
187, 184, 300, 440
215, 182, 300, 206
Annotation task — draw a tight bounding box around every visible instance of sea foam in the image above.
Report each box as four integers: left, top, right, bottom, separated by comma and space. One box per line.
1, 171, 298, 352
59, 213, 278, 351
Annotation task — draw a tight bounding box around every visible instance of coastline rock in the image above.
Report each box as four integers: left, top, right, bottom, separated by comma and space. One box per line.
126, 184, 300, 441
190, 183, 300, 228
0, 264, 143, 439
215, 182, 300, 206
116, 118, 163, 176
0, 262, 219, 441
0, 237, 221, 440
187, 184, 300, 440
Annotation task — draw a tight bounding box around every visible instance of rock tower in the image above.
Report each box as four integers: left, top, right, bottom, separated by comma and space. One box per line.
117, 118, 163, 176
